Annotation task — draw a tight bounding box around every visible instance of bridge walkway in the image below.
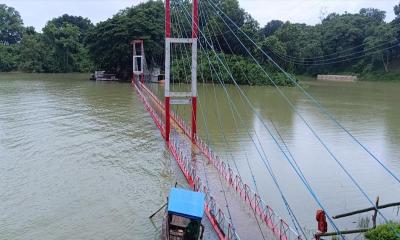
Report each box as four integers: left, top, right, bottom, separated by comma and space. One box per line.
139, 83, 276, 240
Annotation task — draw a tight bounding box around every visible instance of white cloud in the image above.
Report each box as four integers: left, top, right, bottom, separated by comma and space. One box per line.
2, 0, 398, 31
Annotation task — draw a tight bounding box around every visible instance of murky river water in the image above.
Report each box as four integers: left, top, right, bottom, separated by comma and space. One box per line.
1, 73, 399, 239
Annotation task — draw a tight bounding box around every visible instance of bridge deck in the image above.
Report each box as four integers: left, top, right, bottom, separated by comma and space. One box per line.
173, 129, 274, 239
137, 82, 277, 239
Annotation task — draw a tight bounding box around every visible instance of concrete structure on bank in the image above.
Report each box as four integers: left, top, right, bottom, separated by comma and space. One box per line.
317, 75, 358, 82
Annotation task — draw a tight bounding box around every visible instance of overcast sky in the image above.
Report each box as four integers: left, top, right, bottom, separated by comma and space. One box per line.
1, 0, 398, 31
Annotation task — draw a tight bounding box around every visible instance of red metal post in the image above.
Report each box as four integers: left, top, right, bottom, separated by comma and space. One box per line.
166, 0, 171, 38
165, 0, 171, 142
141, 41, 144, 84
191, 0, 198, 142
191, 96, 197, 142
192, 0, 199, 38
132, 43, 135, 84
166, 97, 171, 142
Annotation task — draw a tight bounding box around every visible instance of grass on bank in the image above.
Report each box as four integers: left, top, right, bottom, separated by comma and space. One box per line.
365, 222, 400, 240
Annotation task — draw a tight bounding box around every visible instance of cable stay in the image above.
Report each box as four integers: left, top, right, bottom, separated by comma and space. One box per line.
265, 42, 400, 66
173, 5, 277, 239
260, 38, 399, 64
171, 4, 238, 233
179, 1, 328, 238
206, 0, 400, 188
205, 0, 400, 188
181, 0, 400, 238
197, 3, 308, 238
178, 2, 344, 238
199, 0, 400, 237
131, 0, 399, 239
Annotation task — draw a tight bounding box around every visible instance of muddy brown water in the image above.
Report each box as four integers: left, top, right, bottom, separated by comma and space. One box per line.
1, 73, 399, 239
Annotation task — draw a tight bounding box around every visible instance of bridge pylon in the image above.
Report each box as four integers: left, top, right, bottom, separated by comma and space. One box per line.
131, 39, 145, 84
164, 0, 199, 143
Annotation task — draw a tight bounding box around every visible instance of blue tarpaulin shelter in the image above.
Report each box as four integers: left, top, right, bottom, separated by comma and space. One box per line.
168, 188, 205, 220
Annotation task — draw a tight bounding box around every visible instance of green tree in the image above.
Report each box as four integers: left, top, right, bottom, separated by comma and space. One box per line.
42, 18, 93, 72
359, 8, 386, 23
17, 33, 56, 72
201, 0, 252, 57
394, 3, 400, 17
260, 20, 283, 38
24, 26, 36, 36
49, 14, 93, 42
0, 44, 18, 71
275, 22, 310, 60
172, 51, 294, 86
362, 23, 397, 72
393, 3, 400, 44
259, 35, 289, 70
0, 4, 24, 45
86, 0, 165, 79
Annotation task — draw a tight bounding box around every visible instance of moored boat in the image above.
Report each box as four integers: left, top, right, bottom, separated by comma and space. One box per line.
90, 71, 119, 81
162, 188, 205, 240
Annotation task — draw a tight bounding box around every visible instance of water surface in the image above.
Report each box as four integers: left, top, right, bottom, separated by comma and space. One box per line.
1, 74, 399, 239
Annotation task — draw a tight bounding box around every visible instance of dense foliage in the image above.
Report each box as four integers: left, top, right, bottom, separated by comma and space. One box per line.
0, 1, 400, 83
0, 4, 24, 45
86, 0, 165, 80
0, 3, 93, 73
365, 222, 400, 240
172, 51, 295, 85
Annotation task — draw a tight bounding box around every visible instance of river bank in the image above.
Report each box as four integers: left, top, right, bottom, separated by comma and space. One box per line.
297, 70, 400, 82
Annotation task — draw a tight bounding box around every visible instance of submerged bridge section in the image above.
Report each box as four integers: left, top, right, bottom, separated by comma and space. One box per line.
133, 80, 301, 240
129, 0, 400, 239
129, 0, 302, 239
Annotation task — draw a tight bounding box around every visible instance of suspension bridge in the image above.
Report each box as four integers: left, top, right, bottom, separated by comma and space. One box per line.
130, 0, 400, 239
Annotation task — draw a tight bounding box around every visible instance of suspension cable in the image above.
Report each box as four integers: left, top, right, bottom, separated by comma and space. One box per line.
206, 0, 400, 186
178, 2, 323, 238
172, 1, 237, 229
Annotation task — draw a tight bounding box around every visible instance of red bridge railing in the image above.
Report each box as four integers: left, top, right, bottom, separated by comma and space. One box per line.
136, 82, 302, 240
134, 82, 240, 240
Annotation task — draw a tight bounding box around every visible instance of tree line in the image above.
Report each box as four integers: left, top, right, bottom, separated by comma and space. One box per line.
0, 5, 93, 73
0, 0, 399, 83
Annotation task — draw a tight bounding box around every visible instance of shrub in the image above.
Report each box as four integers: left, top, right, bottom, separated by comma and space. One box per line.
365, 223, 400, 240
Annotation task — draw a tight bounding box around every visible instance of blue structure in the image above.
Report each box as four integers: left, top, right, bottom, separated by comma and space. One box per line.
168, 188, 205, 220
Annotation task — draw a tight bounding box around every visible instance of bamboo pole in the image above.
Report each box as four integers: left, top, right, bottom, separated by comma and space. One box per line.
332, 201, 400, 219
315, 228, 370, 238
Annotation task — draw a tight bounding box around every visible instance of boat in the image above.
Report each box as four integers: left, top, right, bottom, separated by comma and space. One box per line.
90, 71, 119, 81
162, 188, 205, 240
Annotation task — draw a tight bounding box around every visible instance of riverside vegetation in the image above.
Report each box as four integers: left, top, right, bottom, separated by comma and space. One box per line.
0, 0, 400, 84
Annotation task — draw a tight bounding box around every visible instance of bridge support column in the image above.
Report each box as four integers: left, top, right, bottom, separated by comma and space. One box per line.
191, 0, 198, 143
191, 96, 197, 142
131, 40, 145, 85
165, 0, 171, 142
165, 97, 171, 142
164, 0, 198, 143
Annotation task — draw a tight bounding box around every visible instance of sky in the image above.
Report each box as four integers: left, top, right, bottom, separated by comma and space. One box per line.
1, 0, 398, 31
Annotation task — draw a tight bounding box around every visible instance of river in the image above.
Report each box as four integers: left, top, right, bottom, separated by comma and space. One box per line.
0, 73, 399, 239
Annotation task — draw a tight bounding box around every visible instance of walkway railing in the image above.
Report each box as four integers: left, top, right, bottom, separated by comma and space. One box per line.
137, 82, 302, 240
133, 82, 240, 240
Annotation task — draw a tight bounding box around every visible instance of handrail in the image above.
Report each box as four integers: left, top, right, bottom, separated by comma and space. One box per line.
138, 82, 302, 240
134, 82, 240, 240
